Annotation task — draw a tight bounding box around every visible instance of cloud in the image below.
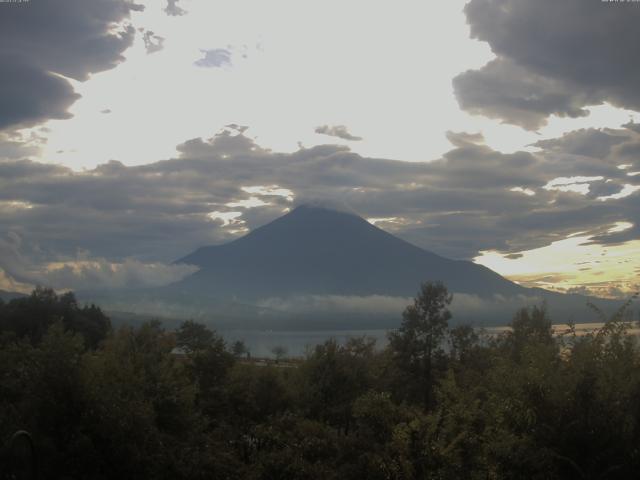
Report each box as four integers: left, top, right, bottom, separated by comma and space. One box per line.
0, 125, 638, 290
453, 58, 594, 130
0, 0, 142, 131
0, 60, 79, 131
454, 0, 640, 129
194, 49, 232, 68
0, 232, 197, 291
165, 0, 186, 16
258, 294, 413, 317
43, 259, 198, 291
142, 30, 165, 54
445, 131, 485, 148
533, 128, 629, 159
315, 125, 363, 141
256, 292, 554, 326
0, 131, 46, 160
450, 293, 544, 324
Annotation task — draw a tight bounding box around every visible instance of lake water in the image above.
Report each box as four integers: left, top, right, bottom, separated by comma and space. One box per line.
222, 322, 640, 358
221, 329, 388, 358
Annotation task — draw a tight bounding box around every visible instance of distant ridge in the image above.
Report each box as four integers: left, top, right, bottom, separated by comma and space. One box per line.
174, 205, 526, 299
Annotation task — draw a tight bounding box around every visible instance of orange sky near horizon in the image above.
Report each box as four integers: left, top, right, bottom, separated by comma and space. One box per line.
474, 223, 640, 299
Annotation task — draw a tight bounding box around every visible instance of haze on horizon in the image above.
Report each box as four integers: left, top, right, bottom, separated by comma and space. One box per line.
1, 0, 639, 300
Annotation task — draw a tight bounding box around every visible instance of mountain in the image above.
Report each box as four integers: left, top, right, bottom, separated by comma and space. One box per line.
175, 205, 525, 299
82, 205, 621, 328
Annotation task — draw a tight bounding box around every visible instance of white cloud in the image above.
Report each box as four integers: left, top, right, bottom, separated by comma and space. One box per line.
0, 232, 197, 291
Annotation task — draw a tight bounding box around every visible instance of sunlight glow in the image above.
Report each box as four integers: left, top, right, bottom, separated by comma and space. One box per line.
207, 211, 243, 226
226, 197, 270, 208
241, 185, 294, 202
474, 222, 639, 298
510, 187, 536, 196
598, 184, 640, 201
544, 176, 604, 195
0, 201, 34, 210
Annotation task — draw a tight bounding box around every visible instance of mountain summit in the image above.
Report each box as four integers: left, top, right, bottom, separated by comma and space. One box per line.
175, 205, 524, 299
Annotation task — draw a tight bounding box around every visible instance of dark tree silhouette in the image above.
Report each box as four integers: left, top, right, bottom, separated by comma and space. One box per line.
0, 287, 109, 348
388, 281, 452, 409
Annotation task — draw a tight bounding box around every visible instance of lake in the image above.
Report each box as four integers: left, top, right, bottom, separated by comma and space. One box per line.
222, 322, 640, 358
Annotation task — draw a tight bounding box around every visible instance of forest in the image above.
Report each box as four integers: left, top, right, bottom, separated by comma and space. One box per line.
1, 284, 639, 479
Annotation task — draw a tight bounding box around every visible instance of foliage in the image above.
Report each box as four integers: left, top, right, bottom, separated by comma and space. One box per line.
232, 339, 249, 358
0, 287, 110, 348
1, 287, 639, 479
388, 281, 452, 409
299, 337, 376, 432
271, 345, 288, 363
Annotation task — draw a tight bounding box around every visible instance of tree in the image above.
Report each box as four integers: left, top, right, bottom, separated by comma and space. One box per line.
506, 304, 554, 361
175, 321, 234, 419
271, 345, 288, 363
300, 337, 376, 431
388, 281, 452, 409
226, 364, 292, 422
231, 340, 249, 358
449, 324, 479, 365
0, 287, 110, 349
175, 320, 216, 354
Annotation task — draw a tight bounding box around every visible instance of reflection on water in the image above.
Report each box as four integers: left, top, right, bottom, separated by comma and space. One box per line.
222, 322, 640, 358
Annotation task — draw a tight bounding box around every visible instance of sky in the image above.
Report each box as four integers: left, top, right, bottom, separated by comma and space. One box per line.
0, 0, 639, 299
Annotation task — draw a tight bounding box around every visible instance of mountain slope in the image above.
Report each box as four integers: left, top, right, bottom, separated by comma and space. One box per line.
174, 205, 525, 299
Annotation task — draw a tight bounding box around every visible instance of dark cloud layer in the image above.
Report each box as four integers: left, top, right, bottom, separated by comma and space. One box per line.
454, 0, 640, 129
0, 60, 79, 131
0, 0, 142, 131
1, 124, 639, 291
